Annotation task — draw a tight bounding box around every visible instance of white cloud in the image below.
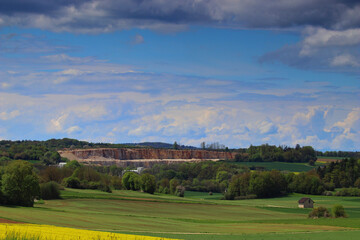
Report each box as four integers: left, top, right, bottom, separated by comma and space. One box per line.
42, 54, 95, 64
262, 27, 360, 73
66, 126, 81, 134
332, 108, 360, 133
0, 110, 20, 120
302, 28, 360, 51
331, 54, 360, 67
300, 27, 360, 57
59, 69, 85, 76
47, 113, 69, 133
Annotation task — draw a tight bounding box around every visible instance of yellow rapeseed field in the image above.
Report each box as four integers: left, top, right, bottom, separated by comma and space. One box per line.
0, 224, 179, 240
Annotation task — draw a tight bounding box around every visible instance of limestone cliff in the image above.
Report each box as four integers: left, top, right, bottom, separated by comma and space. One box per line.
59, 148, 236, 167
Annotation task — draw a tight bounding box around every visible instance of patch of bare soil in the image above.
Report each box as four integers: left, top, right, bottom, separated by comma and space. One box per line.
0, 218, 22, 223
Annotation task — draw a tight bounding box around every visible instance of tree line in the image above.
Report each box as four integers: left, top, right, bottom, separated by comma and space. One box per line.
1, 157, 360, 207
234, 144, 317, 163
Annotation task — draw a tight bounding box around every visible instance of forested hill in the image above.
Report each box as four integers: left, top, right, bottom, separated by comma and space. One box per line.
234, 144, 359, 163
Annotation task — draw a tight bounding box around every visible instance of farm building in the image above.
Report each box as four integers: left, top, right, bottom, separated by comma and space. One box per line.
298, 197, 314, 208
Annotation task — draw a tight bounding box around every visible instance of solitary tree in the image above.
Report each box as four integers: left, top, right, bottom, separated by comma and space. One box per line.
173, 141, 179, 150
1, 160, 40, 207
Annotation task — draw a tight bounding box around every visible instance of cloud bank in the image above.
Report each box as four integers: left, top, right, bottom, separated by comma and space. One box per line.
0, 0, 359, 33
0, 50, 358, 150
260, 27, 360, 73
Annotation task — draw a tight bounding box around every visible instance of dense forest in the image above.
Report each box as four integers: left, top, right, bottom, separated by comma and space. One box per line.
234, 144, 317, 163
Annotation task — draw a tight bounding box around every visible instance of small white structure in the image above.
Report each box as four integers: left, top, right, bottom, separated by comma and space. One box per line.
122, 167, 144, 175
57, 162, 67, 168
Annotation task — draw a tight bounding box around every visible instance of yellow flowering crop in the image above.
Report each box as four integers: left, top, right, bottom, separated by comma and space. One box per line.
0, 224, 180, 240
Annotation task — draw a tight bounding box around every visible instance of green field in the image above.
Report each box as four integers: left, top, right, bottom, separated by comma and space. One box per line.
1, 189, 360, 240
229, 161, 319, 172
317, 156, 344, 160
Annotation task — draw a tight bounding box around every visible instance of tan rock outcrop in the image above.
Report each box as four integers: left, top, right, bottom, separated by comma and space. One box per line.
59, 148, 236, 167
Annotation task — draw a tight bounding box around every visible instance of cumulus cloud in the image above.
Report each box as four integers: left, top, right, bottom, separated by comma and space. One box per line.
331, 108, 360, 133
260, 27, 360, 73
331, 54, 360, 67
0, 86, 359, 150
0, 110, 20, 120
0, 0, 359, 33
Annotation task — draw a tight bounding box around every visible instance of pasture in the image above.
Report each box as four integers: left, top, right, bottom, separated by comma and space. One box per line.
229, 161, 319, 172
317, 156, 344, 163
0, 189, 359, 240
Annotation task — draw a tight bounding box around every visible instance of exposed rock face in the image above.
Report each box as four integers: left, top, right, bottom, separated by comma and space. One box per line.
59, 148, 236, 167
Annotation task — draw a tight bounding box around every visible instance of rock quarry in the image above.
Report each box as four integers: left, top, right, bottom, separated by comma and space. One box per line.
59, 148, 236, 167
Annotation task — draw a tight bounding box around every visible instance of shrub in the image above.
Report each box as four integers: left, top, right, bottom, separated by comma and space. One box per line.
335, 188, 360, 196
73, 166, 101, 182
66, 160, 81, 169
223, 190, 235, 200
323, 191, 333, 196
332, 204, 347, 218
354, 178, 360, 189
62, 176, 81, 189
99, 184, 112, 193
40, 181, 61, 200
169, 178, 180, 194
308, 206, 331, 218
86, 181, 101, 189
175, 185, 185, 197
324, 182, 335, 191
234, 194, 257, 200
39, 166, 63, 184
111, 176, 122, 190
157, 178, 170, 194
158, 186, 170, 194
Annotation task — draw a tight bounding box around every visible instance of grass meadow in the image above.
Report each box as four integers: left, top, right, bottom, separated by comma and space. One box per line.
0, 189, 360, 239
228, 161, 320, 172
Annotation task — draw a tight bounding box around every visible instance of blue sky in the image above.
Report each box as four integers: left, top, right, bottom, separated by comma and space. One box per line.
0, 0, 359, 150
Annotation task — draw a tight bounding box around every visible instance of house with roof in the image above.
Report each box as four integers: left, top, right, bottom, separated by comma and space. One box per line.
298, 197, 314, 208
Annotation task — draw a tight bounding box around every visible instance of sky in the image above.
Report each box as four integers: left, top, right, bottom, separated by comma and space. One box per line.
0, 0, 359, 151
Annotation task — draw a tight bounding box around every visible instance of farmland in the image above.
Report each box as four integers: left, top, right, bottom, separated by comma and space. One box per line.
228, 161, 320, 172
1, 189, 360, 240
316, 156, 344, 163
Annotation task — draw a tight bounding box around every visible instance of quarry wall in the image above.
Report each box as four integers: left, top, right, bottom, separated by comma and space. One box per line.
59, 148, 236, 167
